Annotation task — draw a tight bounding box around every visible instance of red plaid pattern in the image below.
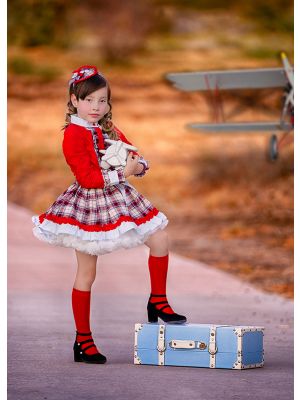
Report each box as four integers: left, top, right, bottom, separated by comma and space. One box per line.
39, 181, 156, 230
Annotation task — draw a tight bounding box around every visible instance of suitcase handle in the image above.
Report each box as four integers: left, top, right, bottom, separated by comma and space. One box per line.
169, 340, 207, 350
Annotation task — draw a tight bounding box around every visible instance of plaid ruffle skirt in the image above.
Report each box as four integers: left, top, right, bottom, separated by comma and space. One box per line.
32, 181, 168, 255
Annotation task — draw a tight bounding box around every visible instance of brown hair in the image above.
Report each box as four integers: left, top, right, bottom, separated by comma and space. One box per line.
63, 73, 119, 140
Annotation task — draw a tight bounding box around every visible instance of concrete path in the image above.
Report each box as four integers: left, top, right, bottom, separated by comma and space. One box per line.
8, 203, 293, 400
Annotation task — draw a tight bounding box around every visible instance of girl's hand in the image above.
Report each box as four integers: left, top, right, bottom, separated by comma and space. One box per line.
124, 152, 139, 178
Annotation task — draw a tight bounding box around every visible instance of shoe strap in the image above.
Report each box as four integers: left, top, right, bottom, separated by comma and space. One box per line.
159, 304, 174, 313
76, 331, 92, 336
82, 344, 97, 352
150, 293, 166, 297
77, 338, 94, 346
151, 300, 169, 306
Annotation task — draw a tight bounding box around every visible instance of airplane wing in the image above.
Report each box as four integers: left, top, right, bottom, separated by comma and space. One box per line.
188, 121, 293, 132
166, 68, 288, 92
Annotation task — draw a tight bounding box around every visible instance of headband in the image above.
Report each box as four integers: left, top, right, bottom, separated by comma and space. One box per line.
68, 65, 104, 86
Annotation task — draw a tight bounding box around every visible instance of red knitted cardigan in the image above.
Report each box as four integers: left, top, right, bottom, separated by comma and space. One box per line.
62, 123, 139, 189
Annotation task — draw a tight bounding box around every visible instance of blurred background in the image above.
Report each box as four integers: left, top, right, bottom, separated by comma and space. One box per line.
8, 0, 293, 298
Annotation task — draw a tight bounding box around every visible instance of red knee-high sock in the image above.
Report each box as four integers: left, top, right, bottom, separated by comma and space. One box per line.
148, 254, 174, 314
72, 288, 100, 355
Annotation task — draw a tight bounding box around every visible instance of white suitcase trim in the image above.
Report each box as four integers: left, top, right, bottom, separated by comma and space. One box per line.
134, 323, 143, 364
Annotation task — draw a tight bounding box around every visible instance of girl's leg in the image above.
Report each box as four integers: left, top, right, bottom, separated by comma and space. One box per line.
144, 228, 169, 257
72, 250, 100, 355
74, 250, 97, 291
144, 230, 174, 314
144, 230, 186, 323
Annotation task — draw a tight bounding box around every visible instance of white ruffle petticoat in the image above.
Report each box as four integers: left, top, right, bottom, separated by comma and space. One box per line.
32, 181, 168, 256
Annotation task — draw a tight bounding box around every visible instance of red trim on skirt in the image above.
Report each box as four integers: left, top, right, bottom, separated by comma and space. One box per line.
38, 208, 160, 232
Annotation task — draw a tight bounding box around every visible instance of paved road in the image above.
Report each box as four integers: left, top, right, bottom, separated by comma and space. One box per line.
8, 203, 293, 400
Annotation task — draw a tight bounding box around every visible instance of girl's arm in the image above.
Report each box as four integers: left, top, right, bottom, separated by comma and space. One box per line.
63, 128, 126, 189
114, 126, 150, 177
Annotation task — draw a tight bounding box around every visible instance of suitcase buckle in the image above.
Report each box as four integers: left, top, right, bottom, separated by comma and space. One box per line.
208, 342, 218, 355
157, 344, 166, 352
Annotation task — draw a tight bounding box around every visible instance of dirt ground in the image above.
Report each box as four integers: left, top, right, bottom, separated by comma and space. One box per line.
8, 22, 293, 299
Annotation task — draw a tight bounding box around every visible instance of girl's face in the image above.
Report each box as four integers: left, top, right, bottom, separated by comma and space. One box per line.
71, 86, 109, 124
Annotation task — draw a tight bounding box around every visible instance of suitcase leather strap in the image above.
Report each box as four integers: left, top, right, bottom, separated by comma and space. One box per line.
209, 326, 217, 368
157, 325, 166, 366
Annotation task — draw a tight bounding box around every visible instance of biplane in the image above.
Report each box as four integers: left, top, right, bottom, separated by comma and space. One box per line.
166, 52, 294, 161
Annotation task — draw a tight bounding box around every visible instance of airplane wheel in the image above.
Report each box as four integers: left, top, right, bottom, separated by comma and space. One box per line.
268, 134, 278, 162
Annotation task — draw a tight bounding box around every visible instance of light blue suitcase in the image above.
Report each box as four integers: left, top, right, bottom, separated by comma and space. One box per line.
134, 323, 264, 369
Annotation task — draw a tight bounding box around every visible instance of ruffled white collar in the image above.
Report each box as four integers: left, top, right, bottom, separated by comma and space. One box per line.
70, 114, 100, 128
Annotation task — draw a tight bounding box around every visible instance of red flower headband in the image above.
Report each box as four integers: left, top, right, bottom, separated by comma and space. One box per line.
68, 65, 103, 86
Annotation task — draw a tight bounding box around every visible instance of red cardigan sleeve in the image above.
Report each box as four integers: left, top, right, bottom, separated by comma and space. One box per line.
62, 127, 105, 189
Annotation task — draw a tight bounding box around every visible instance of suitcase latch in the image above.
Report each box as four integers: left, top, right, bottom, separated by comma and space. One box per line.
198, 342, 207, 350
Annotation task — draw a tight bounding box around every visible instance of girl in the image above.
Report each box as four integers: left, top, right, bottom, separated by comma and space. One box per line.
32, 65, 187, 365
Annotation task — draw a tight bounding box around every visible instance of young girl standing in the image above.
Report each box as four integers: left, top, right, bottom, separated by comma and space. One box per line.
32, 65, 187, 365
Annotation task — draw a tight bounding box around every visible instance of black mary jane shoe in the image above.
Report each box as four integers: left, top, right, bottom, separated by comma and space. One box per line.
147, 293, 187, 324
73, 331, 107, 364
